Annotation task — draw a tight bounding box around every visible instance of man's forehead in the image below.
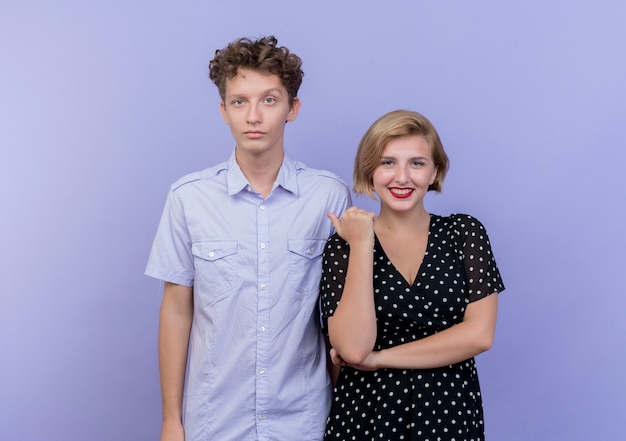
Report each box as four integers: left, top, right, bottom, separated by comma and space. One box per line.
225, 69, 286, 95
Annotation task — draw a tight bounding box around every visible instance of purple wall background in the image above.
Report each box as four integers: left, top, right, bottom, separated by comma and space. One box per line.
1, 1, 625, 439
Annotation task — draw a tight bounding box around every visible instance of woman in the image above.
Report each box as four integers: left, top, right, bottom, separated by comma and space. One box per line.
322, 110, 505, 440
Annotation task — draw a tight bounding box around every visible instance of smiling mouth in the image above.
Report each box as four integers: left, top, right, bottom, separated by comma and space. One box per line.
389, 188, 414, 198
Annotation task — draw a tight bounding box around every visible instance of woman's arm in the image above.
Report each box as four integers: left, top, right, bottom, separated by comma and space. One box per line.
326, 208, 378, 365
337, 293, 498, 371
324, 336, 341, 387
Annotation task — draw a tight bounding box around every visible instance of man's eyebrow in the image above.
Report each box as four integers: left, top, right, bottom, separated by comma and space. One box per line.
226, 88, 284, 99
263, 88, 283, 94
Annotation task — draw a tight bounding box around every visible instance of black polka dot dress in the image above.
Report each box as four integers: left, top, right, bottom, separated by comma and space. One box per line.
321, 214, 505, 441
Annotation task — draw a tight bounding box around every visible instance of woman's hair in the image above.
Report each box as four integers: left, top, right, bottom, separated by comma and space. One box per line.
353, 110, 450, 198
208, 35, 303, 106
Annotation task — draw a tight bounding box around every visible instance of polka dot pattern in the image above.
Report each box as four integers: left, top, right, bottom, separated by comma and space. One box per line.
321, 214, 505, 440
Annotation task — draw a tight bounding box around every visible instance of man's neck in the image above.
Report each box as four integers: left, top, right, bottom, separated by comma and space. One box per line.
235, 149, 284, 199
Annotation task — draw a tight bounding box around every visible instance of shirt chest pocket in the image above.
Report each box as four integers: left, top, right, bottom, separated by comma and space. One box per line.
191, 240, 239, 298
287, 238, 327, 295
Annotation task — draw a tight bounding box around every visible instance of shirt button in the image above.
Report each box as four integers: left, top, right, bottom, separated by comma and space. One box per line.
260, 283, 266, 289
260, 205, 265, 210
208, 251, 215, 258
260, 326, 266, 332
260, 243, 266, 249
258, 368, 265, 374
258, 415, 264, 421
306, 248, 313, 255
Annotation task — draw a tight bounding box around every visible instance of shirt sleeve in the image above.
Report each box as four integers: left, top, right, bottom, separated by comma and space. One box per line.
455, 214, 505, 302
320, 233, 350, 334
144, 188, 195, 286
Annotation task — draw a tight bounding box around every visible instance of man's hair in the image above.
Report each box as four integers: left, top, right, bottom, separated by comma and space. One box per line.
353, 110, 450, 198
209, 35, 303, 106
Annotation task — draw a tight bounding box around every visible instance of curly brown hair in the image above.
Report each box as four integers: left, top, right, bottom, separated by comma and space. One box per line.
209, 35, 303, 106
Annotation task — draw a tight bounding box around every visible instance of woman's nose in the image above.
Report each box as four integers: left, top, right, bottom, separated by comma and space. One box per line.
395, 166, 409, 184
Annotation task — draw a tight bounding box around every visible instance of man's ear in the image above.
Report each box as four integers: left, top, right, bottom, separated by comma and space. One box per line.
286, 97, 301, 122
219, 101, 229, 124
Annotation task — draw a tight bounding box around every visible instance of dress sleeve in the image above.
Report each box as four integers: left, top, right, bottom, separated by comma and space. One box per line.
455, 214, 505, 302
320, 233, 350, 334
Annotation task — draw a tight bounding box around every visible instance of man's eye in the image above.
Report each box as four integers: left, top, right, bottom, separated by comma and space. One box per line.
265, 97, 276, 104
232, 99, 244, 106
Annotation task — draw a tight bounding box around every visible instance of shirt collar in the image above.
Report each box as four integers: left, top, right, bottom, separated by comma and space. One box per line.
226, 150, 300, 196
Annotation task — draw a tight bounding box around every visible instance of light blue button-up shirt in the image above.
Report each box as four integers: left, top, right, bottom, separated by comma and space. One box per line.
146, 151, 351, 441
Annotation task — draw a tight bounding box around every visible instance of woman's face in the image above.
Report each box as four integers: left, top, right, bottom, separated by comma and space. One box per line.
372, 135, 438, 213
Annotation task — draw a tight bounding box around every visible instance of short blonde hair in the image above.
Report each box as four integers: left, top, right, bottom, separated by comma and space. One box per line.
353, 110, 450, 198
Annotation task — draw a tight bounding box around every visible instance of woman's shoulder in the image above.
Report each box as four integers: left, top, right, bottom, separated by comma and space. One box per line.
431, 213, 487, 236
431, 212, 482, 225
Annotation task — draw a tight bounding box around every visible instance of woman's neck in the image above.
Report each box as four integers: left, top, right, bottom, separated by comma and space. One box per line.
375, 207, 431, 235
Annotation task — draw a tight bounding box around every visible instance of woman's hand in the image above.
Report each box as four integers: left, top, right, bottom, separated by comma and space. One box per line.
327, 207, 375, 246
330, 347, 380, 372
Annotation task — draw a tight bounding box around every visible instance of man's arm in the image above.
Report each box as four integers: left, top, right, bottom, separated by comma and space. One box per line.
158, 282, 194, 441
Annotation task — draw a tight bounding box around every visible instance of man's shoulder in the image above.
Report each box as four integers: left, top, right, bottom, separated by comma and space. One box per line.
293, 160, 349, 190
170, 161, 228, 191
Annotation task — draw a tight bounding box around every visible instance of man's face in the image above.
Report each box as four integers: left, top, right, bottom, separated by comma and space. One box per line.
220, 68, 300, 160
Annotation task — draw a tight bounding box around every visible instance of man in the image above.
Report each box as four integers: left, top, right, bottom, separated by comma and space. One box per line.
145, 35, 351, 441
